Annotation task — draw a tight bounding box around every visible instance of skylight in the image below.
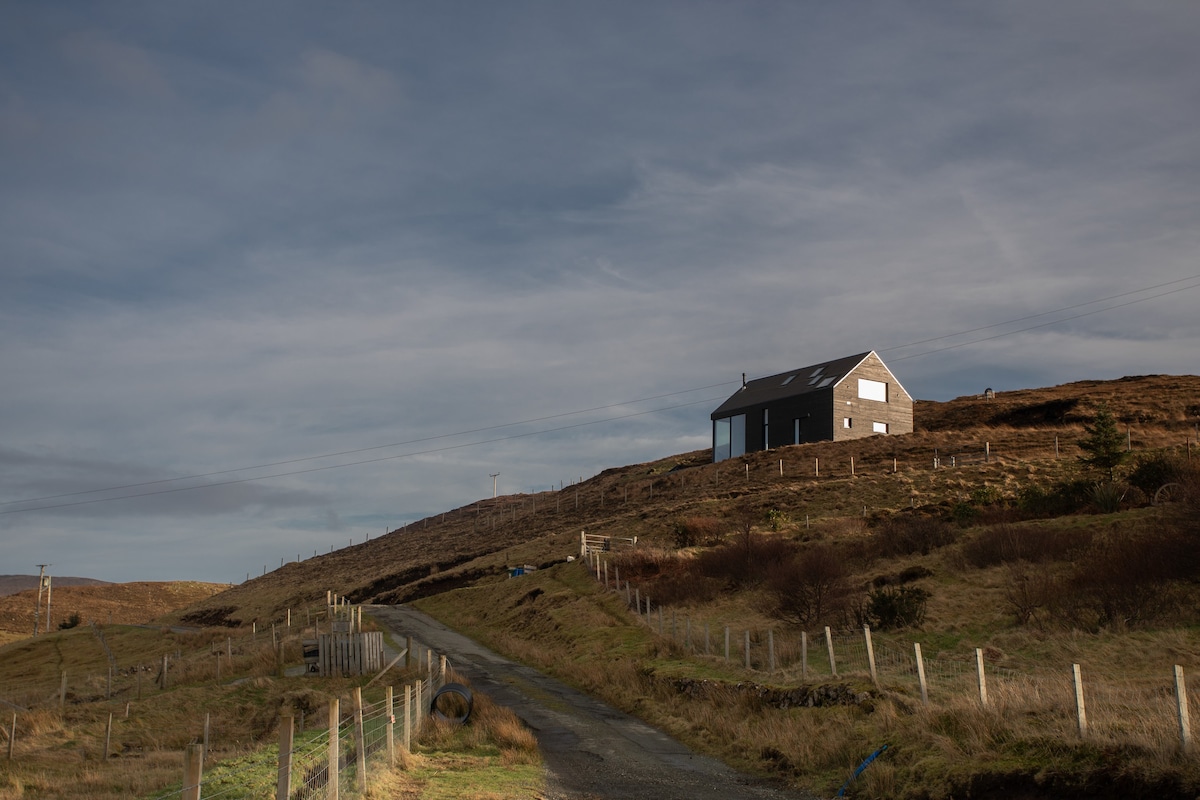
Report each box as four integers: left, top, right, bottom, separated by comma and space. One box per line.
781, 375, 796, 386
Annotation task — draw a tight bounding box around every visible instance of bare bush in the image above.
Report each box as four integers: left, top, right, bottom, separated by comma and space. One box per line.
962, 523, 1093, 568
1002, 564, 1059, 627
764, 544, 852, 626
871, 514, 958, 558
694, 534, 798, 588
673, 516, 724, 548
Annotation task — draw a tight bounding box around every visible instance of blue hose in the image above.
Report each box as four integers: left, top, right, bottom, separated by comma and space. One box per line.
835, 744, 888, 798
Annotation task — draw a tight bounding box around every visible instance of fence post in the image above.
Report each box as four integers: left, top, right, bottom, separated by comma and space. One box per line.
7, 712, 14, 760
203, 713, 210, 757
814, 457, 819, 477
975, 648, 988, 706
328, 698, 340, 800
863, 626, 878, 688
60, 671, 67, 711
914, 643, 928, 706
779, 459, 783, 476
1176, 665, 1193, 751
182, 742, 203, 800
801, 632, 808, 679
1072, 664, 1087, 737
104, 713, 112, 760
850, 456, 854, 476
724, 626, 730, 662
825, 627, 836, 677
415, 680, 423, 739
744, 630, 751, 670
276, 715, 293, 800
386, 686, 395, 767
354, 687, 366, 791
404, 685, 412, 752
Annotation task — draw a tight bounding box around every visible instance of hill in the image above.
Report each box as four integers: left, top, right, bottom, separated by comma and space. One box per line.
167, 373, 1200, 627
0, 575, 112, 596
0, 581, 230, 645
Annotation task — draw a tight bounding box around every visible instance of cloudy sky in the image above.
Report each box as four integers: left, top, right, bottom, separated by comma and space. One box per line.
2, 2, 1198, 584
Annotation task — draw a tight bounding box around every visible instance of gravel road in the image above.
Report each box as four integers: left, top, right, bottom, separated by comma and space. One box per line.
370, 604, 816, 800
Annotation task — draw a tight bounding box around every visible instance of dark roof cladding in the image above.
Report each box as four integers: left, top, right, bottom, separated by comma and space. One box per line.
710, 351, 874, 418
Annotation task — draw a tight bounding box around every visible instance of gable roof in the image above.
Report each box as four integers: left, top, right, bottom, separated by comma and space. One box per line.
711, 351, 908, 419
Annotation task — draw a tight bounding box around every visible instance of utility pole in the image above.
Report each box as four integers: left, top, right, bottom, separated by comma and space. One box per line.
33, 564, 49, 636
490, 473, 500, 498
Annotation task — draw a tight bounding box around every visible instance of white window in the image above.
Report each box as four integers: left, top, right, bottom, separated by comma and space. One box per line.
873, 421, 888, 434
858, 378, 888, 402
843, 417, 852, 429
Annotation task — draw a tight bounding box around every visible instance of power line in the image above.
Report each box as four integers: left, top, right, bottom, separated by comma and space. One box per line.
879, 273, 1200, 353
4, 273, 1194, 515
886, 279, 1200, 362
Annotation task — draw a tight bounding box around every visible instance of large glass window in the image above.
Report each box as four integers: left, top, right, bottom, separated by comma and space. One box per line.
730, 414, 746, 458
713, 417, 730, 462
858, 378, 888, 402
714, 414, 747, 461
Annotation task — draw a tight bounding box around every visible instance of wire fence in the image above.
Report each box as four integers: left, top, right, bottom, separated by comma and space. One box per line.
583, 553, 1198, 754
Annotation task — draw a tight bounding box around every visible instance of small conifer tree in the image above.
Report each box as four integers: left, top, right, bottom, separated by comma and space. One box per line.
1078, 404, 1128, 481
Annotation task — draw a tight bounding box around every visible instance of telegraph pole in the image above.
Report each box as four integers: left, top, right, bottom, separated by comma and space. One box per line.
490, 473, 500, 499
33, 564, 49, 636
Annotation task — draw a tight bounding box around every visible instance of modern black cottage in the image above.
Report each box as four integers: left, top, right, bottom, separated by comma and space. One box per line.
711, 351, 913, 462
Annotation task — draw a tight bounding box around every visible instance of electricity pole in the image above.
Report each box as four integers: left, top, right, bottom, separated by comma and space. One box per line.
490, 473, 500, 498
33, 564, 49, 636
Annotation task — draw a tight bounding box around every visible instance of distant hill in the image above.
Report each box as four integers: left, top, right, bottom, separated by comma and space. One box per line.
0, 575, 112, 596
0, 581, 229, 640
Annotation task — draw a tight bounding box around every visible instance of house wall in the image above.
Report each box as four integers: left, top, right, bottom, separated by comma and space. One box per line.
830, 353, 914, 442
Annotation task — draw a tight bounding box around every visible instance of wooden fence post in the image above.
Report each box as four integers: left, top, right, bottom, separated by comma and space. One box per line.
328, 698, 340, 800
104, 713, 112, 760
7, 712, 14, 760
744, 630, 751, 670
203, 713, 210, 757
814, 457, 819, 477
864, 626, 878, 688
825, 627, 836, 677
1072, 664, 1087, 737
353, 687, 367, 791
914, 643, 928, 706
724, 626, 730, 662
276, 715, 293, 800
182, 743, 203, 800
1176, 665, 1192, 751
386, 686, 395, 767
976, 648, 988, 706
404, 685, 412, 752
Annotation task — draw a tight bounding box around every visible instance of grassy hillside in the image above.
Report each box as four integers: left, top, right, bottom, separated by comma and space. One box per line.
2, 373, 1198, 798
167, 373, 1200, 629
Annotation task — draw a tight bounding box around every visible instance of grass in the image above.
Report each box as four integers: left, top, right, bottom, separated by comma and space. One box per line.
416, 556, 1200, 799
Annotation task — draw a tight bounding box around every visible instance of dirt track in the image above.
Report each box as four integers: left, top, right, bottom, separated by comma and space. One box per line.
370, 604, 815, 800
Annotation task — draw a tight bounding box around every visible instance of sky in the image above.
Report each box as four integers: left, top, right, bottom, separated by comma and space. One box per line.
2, 2, 1198, 584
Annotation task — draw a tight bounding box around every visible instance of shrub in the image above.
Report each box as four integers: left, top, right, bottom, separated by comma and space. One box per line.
871, 515, 958, 558
862, 586, 929, 630
695, 534, 798, 588
1017, 479, 1092, 518
1064, 528, 1198, 629
1127, 451, 1193, 496
58, 612, 82, 630
673, 516, 723, 548
1002, 564, 1058, 627
970, 485, 1003, 506
962, 523, 1093, 568
764, 544, 851, 626
951, 501, 978, 527
1089, 481, 1125, 513
765, 508, 790, 532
